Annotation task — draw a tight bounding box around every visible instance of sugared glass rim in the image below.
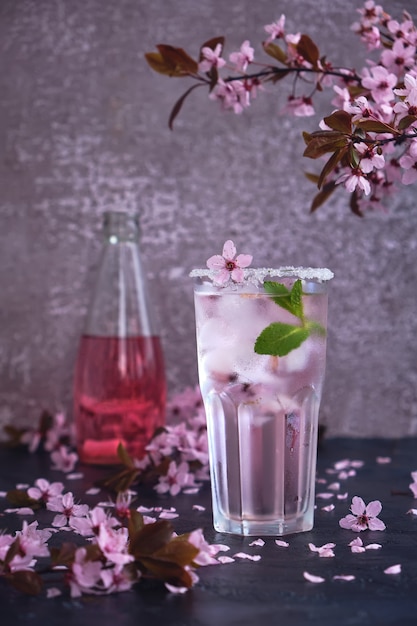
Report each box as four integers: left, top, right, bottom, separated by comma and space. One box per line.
190, 266, 334, 283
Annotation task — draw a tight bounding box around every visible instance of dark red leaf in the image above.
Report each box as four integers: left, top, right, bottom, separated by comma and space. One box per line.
318, 147, 348, 189
169, 84, 204, 130
6, 570, 43, 595
309, 181, 337, 212
303, 131, 348, 158
128, 509, 144, 537
350, 190, 364, 217
130, 520, 173, 558
398, 115, 417, 131
355, 119, 397, 134
139, 557, 193, 588
50, 542, 77, 568
296, 34, 320, 66
153, 537, 199, 567
323, 110, 352, 134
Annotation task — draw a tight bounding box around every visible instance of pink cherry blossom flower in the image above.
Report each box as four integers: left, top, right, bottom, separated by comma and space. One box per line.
355, 142, 385, 173
199, 44, 226, 73
96, 525, 133, 566
155, 460, 196, 496
50, 445, 78, 473
179, 430, 209, 466
264, 15, 286, 44
339, 496, 386, 532
331, 85, 352, 110
27, 478, 65, 504
209, 79, 249, 114
394, 73, 417, 106
381, 39, 416, 76
16, 520, 51, 559
346, 95, 375, 121
166, 385, 203, 423
100, 564, 135, 594
338, 168, 371, 195
282, 95, 315, 117
229, 40, 254, 72
0, 533, 14, 561
115, 491, 133, 518
47, 492, 89, 528
69, 547, 103, 597
44, 412, 73, 452
387, 17, 416, 43
357, 25, 381, 51
399, 141, 417, 184
70, 506, 119, 537
357, 1, 385, 25
206, 240, 252, 285
361, 65, 398, 103
188, 528, 222, 566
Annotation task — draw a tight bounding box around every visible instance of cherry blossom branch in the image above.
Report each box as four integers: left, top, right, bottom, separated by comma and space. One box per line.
145, 1, 417, 216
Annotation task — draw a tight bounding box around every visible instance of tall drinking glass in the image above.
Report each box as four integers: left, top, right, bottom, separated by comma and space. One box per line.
191, 266, 333, 536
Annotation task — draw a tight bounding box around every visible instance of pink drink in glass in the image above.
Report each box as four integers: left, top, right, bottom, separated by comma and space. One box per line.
193, 270, 331, 535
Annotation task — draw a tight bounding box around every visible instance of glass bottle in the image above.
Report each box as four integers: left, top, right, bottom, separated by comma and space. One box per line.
73, 211, 166, 465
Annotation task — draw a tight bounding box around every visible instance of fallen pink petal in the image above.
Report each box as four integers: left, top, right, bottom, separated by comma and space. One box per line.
233, 552, 262, 561
327, 482, 341, 491
275, 540, 289, 548
321, 504, 335, 512
218, 556, 235, 564
376, 457, 391, 464
5, 507, 35, 516
158, 511, 179, 519
249, 539, 265, 547
308, 543, 335, 558
337, 493, 349, 500
365, 543, 382, 550
67, 473, 84, 481
303, 571, 325, 583
333, 575, 356, 581
384, 564, 402, 575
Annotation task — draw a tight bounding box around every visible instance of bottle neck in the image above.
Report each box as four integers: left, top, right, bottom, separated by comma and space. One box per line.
103, 211, 140, 244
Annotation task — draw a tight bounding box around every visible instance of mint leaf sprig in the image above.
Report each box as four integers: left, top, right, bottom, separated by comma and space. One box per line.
254, 280, 325, 357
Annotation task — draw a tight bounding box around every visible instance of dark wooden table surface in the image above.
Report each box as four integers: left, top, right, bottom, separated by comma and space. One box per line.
1, 437, 416, 626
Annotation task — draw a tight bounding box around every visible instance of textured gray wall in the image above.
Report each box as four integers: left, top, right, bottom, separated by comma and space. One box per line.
1, 0, 417, 438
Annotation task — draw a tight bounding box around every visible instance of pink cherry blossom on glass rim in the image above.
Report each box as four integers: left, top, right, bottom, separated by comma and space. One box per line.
206, 240, 253, 285
339, 496, 386, 532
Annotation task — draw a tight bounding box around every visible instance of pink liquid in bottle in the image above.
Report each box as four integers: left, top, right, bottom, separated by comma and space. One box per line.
74, 334, 166, 465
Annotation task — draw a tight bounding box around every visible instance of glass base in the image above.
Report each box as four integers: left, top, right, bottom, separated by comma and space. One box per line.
212, 511, 314, 536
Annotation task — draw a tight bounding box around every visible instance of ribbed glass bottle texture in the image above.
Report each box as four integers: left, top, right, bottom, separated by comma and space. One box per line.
73, 211, 166, 465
